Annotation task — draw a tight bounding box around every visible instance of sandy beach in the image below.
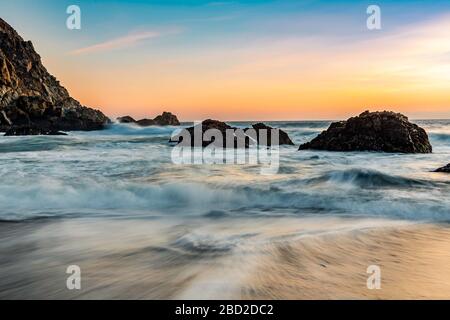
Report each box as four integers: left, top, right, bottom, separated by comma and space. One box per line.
1, 217, 450, 300
242, 223, 450, 299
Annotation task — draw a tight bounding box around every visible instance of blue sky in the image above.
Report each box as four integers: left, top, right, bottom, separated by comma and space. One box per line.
1, 1, 450, 120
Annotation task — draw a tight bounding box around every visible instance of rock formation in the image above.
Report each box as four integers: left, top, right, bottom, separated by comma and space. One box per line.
116, 116, 136, 124
117, 112, 180, 126
434, 164, 450, 173
246, 123, 294, 146
0, 18, 109, 135
299, 111, 432, 153
170, 119, 294, 148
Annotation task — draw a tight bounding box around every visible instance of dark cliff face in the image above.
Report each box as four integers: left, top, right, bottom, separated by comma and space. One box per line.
0, 18, 110, 133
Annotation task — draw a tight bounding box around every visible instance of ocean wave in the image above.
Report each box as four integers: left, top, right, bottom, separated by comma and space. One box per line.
96, 123, 181, 136
429, 132, 450, 143
0, 174, 449, 222
0, 136, 75, 153
0, 179, 249, 220
315, 168, 431, 188
171, 232, 255, 255
0, 134, 171, 154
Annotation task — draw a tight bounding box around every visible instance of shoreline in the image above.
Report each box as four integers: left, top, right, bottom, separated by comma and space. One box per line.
2, 218, 450, 299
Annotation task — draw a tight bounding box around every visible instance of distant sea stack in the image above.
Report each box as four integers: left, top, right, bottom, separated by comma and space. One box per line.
0, 18, 110, 135
299, 111, 432, 153
117, 112, 180, 126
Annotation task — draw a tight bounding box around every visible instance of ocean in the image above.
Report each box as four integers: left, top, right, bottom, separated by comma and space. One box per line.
1, 120, 450, 299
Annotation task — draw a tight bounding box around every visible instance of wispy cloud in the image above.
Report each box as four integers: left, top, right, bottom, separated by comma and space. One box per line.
71, 29, 180, 55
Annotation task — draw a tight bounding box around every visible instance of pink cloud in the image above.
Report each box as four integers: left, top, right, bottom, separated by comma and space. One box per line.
70, 29, 177, 55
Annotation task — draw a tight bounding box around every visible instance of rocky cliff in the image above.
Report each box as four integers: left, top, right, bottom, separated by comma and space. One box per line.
0, 18, 109, 133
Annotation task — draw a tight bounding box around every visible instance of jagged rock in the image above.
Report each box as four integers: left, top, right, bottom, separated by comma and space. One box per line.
299, 111, 432, 153
170, 119, 294, 148
117, 112, 180, 126
434, 164, 450, 173
0, 18, 110, 133
246, 123, 294, 146
170, 119, 248, 148
153, 112, 180, 126
117, 116, 136, 123
4, 126, 67, 136
136, 118, 156, 126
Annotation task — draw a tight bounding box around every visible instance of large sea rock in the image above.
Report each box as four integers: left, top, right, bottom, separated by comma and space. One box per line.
170, 119, 294, 148
117, 112, 180, 126
0, 18, 110, 134
299, 111, 432, 153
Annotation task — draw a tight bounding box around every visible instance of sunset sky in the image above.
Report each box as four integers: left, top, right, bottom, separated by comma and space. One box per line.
1, 0, 450, 120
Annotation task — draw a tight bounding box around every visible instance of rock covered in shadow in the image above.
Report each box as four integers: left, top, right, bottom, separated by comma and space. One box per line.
434, 164, 450, 173
170, 119, 248, 148
117, 112, 180, 126
299, 111, 432, 153
246, 123, 294, 146
116, 116, 136, 124
170, 119, 295, 148
153, 112, 180, 126
0, 18, 110, 133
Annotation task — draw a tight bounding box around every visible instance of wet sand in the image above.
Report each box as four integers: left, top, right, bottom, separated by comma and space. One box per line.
241, 224, 450, 299
1, 217, 450, 299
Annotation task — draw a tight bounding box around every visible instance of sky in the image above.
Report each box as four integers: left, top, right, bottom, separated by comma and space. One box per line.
1, 0, 450, 120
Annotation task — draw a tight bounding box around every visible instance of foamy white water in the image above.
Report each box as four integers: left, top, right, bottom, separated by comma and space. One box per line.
1, 120, 450, 299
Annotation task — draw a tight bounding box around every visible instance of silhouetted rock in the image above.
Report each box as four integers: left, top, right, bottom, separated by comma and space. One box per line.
246, 123, 294, 146
153, 112, 180, 126
136, 118, 156, 126
0, 18, 110, 133
171, 119, 295, 148
299, 111, 432, 153
434, 164, 450, 173
170, 119, 247, 148
117, 112, 180, 126
117, 116, 136, 123
4, 126, 67, 136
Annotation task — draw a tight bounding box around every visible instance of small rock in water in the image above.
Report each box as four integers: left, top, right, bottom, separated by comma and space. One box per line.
153, 112, 180, 126
117, 112, 180, 126
246, 122, 294, 146
116, 116, 136, 123
434, 164, 450, 173
170, 119, 295, 148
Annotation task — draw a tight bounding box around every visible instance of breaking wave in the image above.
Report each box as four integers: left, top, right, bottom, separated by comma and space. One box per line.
316, 168, 431, 188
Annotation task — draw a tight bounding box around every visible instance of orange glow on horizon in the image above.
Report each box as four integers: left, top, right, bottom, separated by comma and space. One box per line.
43, 14, 450, 121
